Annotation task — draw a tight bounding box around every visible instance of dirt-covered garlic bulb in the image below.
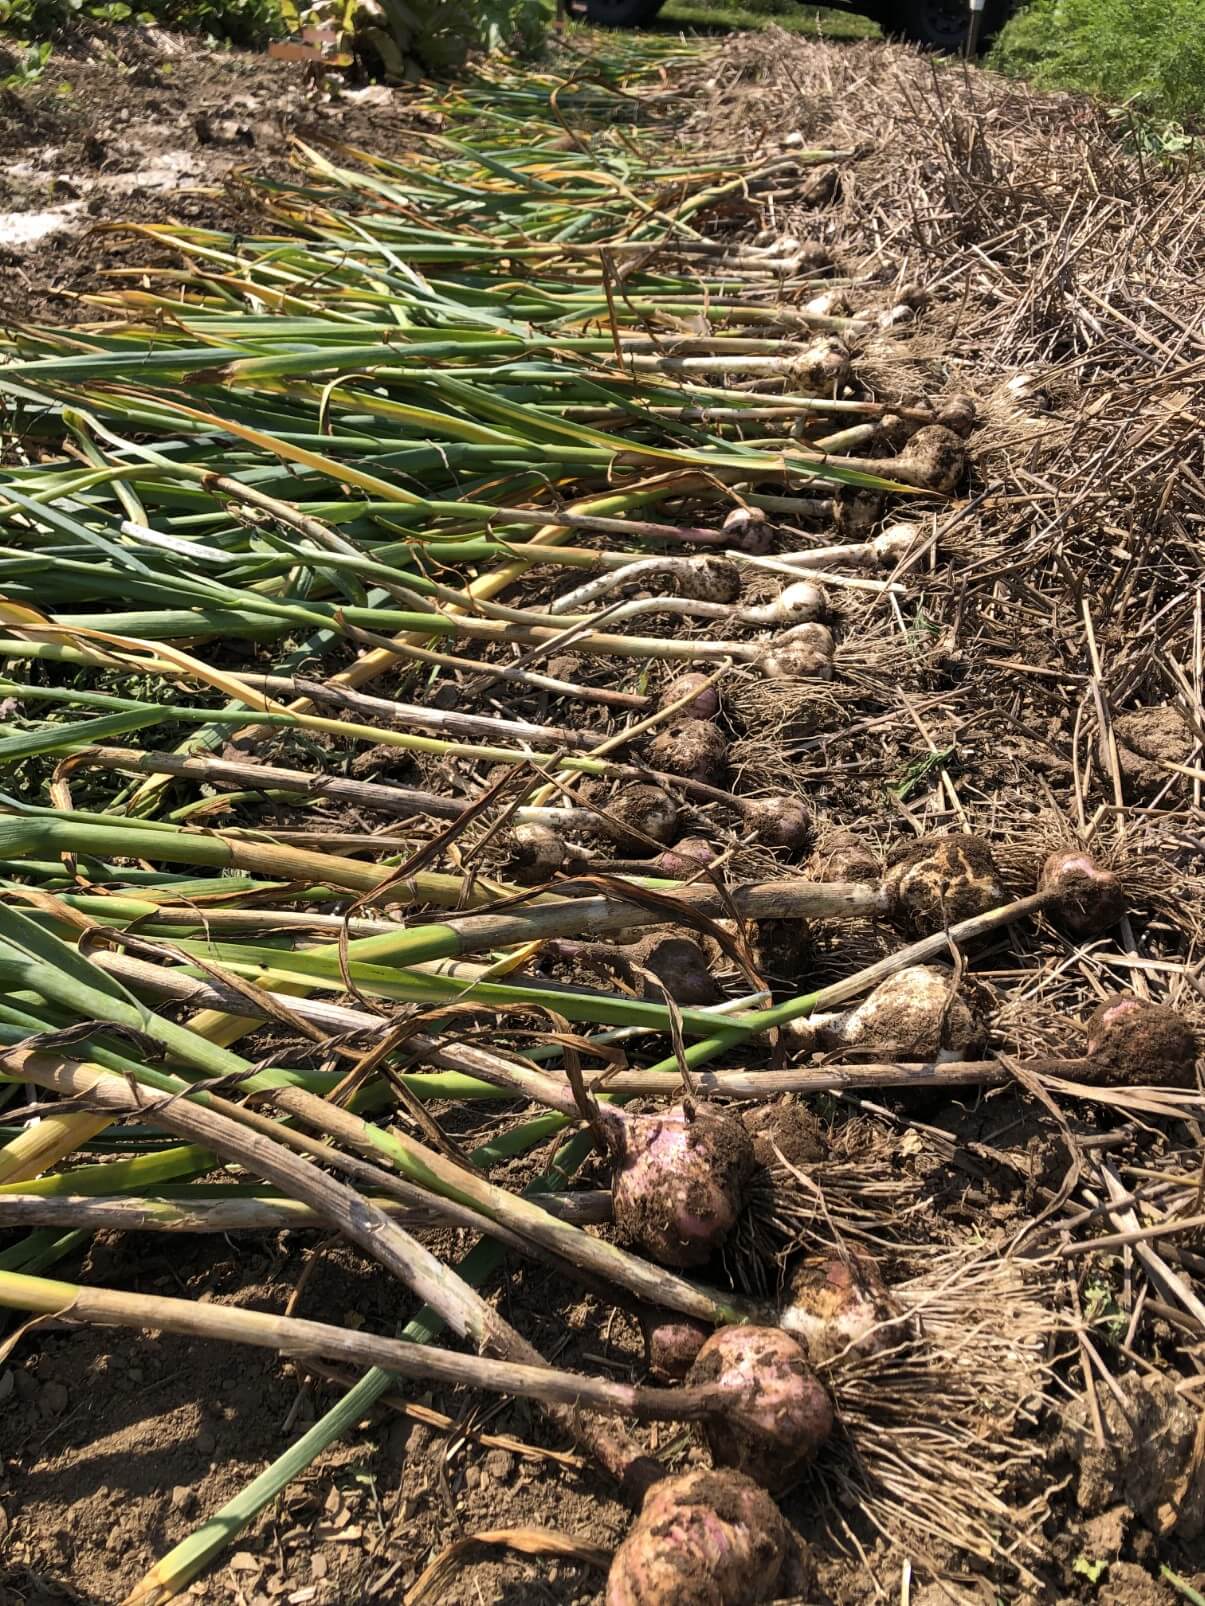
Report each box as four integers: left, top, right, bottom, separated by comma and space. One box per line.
792, 966, 984, 1062
645, 837, 719, 879
1082, 996, 1198, 1088
809, 826, 880, 883
1039, 849, 1125, 937
743, 580, 827, 628
677, 556, 743, 603
546, 931, 721, 1007
751, 918, 813, 992
789, 336, 850, 392
1113, 704, 1193, 793
883, 833, 1002, 930
646, 720, 729, 785
722, 504, 775, 555
603, 785, 681, 852
658, 671, 721, 723
687, 1326, 833, 1491
803, 288, 849, 319
739, 794, 813, 852
501, 822, 568, 884
626, 934, 722, 1007
640, 1311, 711, 1382
606, 1469, 800, 1606
936, 394, 977, 437
782, 1254, 910, 1364
610, 1102, 757, 1270
756, 622, 835, 681
887, 425, 967, 494
868, 522, 924, 566
741, 1098, 828, 1170
834, 492, 881, 539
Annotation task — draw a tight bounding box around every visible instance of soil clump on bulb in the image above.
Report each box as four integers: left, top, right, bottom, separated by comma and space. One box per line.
1082, 996, 1198, 1087
884, 834, 1002, 929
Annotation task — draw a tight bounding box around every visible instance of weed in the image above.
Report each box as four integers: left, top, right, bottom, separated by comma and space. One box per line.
990, 0, 1205, 130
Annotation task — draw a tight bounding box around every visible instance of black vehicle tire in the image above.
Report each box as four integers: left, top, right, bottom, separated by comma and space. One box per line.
881, 0, 1011, 51
583, 0, 666, 25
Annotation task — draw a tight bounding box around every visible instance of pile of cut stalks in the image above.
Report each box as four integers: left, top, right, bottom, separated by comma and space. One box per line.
2, 24, 1205, 1606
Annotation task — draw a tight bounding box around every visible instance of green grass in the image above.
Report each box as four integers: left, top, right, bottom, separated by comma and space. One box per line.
658, 0, 877, 38
989, 0, 1205, 132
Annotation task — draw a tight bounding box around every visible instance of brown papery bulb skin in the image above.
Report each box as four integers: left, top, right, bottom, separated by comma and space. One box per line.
722, 505, 776, 556
502, 822, 566, 885
782, 1255, 911, 1365
1084, 995, 1198, 1088
756, 622, 835, 682
741, 1098, 827, 1170
611, 1103, 756, 1269
606, 1469, 795, 1606
604, 785, 680, 852
641, 1311, 711, 1382
681, 556, 743, 604
741, 795, 813, 853
883, 833, 1002, 931
658, 671, 720, 723
1039, 849, 1125, 937
687, 1327, 833, 1492
646, 719, 729, 785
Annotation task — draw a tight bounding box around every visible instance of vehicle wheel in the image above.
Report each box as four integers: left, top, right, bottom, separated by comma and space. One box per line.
884, 0, 1010, 51
584, 0, 666, 26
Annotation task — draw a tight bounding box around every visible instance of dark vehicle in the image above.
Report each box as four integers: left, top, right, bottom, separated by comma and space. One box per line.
580, 0, 1011, 53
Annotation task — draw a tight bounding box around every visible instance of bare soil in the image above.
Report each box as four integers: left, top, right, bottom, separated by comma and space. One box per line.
0, 24, 419, 325
1, 1226, 631, 1605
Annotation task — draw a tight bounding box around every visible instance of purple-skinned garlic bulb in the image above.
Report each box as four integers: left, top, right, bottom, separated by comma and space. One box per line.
782, 1254, 911, 1365
686, 1326, 833, 1491
1081, 995, 1197, 1088
1039, 848, 1125, 936
606, 1469, 803, 1606
609, 1102, 757, 1270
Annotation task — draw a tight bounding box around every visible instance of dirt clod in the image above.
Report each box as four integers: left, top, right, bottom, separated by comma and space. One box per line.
740, 1099, 827, 1171
1063, 1370, 1205, 1538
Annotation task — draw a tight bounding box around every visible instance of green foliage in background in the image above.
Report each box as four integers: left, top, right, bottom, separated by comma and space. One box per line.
659, 0, 875, 36
361, 0, 545, 74
417, 0, 545, 61
0, 0, 544, 63
0, 0, 286, 47
989, 0, 1205, 129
